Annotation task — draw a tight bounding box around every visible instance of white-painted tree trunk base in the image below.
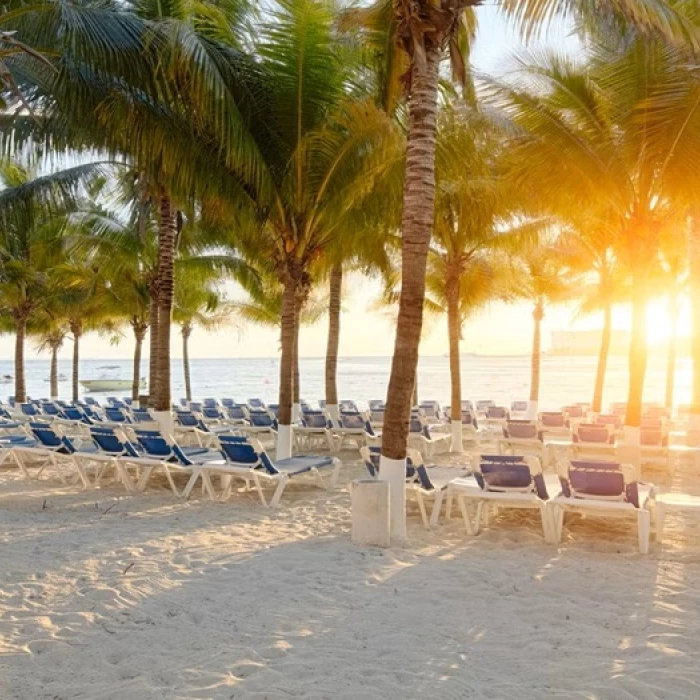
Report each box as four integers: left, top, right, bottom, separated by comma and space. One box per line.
276, 424, 293, 460
687, 414, 700, 446
154, 411, 174, 439
350, 479, 390, 548
524, 400, 539, 421
292, 403, 301, 423
451, 420, 463, 453
326, 404, 340, 425
378, 455, 407, 542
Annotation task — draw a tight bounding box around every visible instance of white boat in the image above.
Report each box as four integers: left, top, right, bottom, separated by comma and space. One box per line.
80, 379, 143, 392
80, 366, 146, 393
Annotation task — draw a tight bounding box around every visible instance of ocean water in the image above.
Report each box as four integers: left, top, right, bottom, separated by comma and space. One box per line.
0, 353, 692, 411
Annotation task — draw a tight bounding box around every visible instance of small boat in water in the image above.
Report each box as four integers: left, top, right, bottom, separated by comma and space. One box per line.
0, 374, 12, 385
80, 366, 146, 393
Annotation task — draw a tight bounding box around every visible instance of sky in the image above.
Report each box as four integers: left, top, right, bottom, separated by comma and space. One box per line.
0, 7, 687, 363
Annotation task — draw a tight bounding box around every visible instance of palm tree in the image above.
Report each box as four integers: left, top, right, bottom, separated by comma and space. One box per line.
556, 222, 629, 414
343, 0, 693, 539
32, 323, 66, 400
512, 239, 572, 419
491, 37, 700, 448
0, 159, 100, 401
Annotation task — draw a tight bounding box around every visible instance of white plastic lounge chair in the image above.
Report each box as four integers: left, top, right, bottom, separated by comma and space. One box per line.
549, 459, 653, 553
216, 436, 341, 507
446, 455, 552, 540
331, 412, 379, 451
360, 446, 468, 528
295, 411, 336, 452
500, 420, 546, 462
407, 414, 451, 457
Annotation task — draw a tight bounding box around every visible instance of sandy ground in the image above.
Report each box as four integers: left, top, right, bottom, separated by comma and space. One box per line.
2, 450, 700, 699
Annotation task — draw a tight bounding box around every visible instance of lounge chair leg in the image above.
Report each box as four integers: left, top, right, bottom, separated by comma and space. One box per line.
182, 469, 203, 500
429, 491, 444, 528
552, 506, 564, 543
638, 509, 651, 554
269, 476, 288, 508
329, 459, 341, 489
253, 474, 268, 507
135, 465, 155, 492
416, 492, 430, 529
445, 488, 453, 520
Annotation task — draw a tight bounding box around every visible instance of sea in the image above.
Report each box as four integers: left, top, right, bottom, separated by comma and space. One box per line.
0, 354, 692, 411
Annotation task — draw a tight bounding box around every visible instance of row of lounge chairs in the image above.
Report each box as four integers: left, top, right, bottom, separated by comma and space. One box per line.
0, 421, 341, 508
360, 449, 654, 553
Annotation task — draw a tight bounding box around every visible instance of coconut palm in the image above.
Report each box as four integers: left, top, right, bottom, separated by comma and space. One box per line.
556, 221, 629, 413
0, 158, 101, 401
32, 322, 66, 400
490, 35, 700, 444
342, 0, 695, 538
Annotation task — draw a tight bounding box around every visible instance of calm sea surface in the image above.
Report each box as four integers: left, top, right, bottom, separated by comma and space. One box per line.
0, 354, 691, 411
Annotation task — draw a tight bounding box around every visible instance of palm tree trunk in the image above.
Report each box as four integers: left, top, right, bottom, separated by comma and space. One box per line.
50, 341, 59, 400
132, 326, 145, 403
412, 369, 418, 407
691, 217, 700, 443
447, 281, 462, 452
14, 316, 27, 403
624, 277, 648, 444
380, 43, 440, 540
592, 303, 612, 415
155, 194, 176, 417
277, 275, 296, 458
665, 287, 679, 411
292, 307, 300, 420
527, 300, 544, 420
148, 293, 159, 406
324, 264, 342, 424
182, 323, 192, 403
70, 321, 82, 403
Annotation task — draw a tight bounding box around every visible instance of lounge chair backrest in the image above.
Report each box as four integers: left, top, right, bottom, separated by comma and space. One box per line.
640, 417, 663, 429
368, 400, 385, 411
177, 412, 199, 427
610, 403, 627, 416
363, 446, 419, 481
640, 428, 666, 447
595, 414, 622, 429
461, 410, 477, 427
575, 423, 612, 444
227, 406, 247, 420
105, 407, 129, 423
20, 403, 39, 416
135, 433, 192, 464
189, 402, 203, 413
340, 412, 365, 430
91, 430, 130, 456
486, 406, 508, 419
303, 412, 330, 429
221, 398, 235, 408
539, 412, 566, 428
562, 460, 638, 506
41, 403, 59, 415
419, 401, 440, 418
30, 422, 62, 448
85, 397, 99, 406
643, 406, 669, 420
340, 400, 358, 413
202, 407, 223, 420
511, 401, 528, 412
475, 456, 548, 500
132, 409, 154, 423
203, 398, 218, 408
61, 407, 86, 422
461, 400, 475, 412
370, 410, 385, 424
267, 404, 279, 417
249, 411, 274, 427
476, 400, 495, 412
563, 405, 584, 418
248, 398, 265, 409
219, 436, 278, 474
504, 420, 539, 440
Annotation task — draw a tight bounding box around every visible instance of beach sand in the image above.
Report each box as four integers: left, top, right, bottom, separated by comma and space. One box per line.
2, 452, 700, 699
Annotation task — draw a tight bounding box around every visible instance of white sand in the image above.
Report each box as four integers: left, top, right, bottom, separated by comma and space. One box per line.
2, 453, 700, 699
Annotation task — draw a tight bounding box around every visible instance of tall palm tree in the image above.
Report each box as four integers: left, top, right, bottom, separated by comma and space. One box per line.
491, 37, 700, 449
512, 239, 573, 418
344, 0, 693, 539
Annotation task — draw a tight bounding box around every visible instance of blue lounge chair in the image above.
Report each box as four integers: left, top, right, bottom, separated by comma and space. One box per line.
239, 410, 278, 441
361, 446, 468, 528
295, 411, 335, 452
217, 435, 341, 507
446, 455, 552, 539
408, 414, 451, 458
550, 460, 653, 553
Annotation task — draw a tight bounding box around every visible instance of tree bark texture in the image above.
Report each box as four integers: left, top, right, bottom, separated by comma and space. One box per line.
625, 277, 648, 428
381, 43, 441, 460
14, 317, 26, 403
182, 323, 192, 403
324, 264, 342, 408
592, 304, 612, 414
529, 300, 544, 404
